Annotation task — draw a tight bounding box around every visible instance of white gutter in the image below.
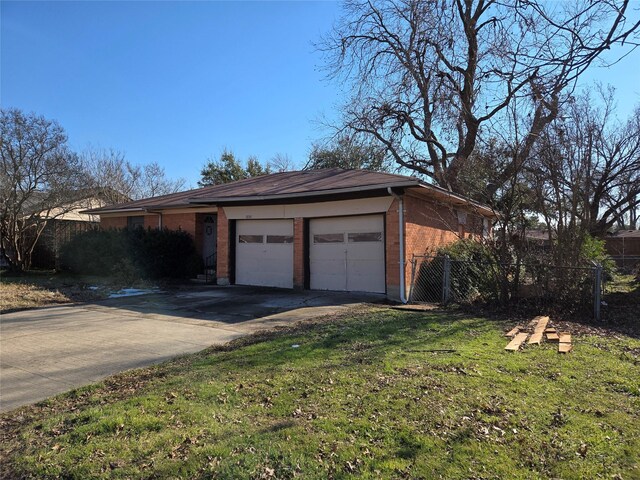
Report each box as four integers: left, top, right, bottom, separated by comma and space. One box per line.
387, 187, 407, 304
80, 207, 146, 215
145, 209, 163, 229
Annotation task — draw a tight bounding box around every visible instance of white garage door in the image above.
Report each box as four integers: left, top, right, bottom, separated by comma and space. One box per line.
310, 215, 385, 293
236, 219, 293, 288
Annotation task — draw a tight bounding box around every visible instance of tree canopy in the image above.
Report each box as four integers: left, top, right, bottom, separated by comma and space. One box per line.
199, 151, 271, 187
305, 134, 391, 171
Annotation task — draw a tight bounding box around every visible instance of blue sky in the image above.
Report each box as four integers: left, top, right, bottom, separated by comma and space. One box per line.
2, 1, 639, 188
1, 1, 343, 186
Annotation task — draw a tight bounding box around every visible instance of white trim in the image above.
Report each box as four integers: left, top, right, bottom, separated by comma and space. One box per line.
223, 197, 394, 220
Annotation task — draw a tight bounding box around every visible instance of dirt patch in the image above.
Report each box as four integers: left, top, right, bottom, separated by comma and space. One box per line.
0, 282, 102, 313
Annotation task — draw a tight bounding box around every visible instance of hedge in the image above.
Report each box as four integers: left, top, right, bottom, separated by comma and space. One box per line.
59, 228, 203, 281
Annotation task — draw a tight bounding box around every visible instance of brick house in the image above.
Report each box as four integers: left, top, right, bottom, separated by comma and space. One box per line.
85, 169, 494, 301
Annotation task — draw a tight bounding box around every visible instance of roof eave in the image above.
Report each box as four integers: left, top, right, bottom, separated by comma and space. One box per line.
81, 207, 147, 215
409, 184, 496, 218
187, 181, 420, 205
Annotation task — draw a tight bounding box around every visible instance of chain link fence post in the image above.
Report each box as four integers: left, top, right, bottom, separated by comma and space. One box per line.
442, 255, 451, 305
593, 261, 602, 321
408, 256, 417, 302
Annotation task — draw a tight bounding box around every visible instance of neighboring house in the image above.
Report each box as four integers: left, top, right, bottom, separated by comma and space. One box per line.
85, 169, 495, 301
605, 230, 640, 271
525, 229, 552, 244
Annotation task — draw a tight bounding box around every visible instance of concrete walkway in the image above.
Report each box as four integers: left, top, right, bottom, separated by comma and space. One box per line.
0, 286, 382, 413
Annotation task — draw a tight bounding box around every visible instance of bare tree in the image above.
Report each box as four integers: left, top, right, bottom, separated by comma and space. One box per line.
0, 109, 86, 271
83, 147, 186, 202
136, 162, 187, 199
269, 153, 296, 173
322, 0, 639, 194
602, 105, 640, 231
82, 148, 137, 203
529, 90, 640, 267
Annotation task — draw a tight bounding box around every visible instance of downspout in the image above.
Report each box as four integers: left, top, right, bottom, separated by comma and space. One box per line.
145, 209, 163, 229
387, 187, 407, 303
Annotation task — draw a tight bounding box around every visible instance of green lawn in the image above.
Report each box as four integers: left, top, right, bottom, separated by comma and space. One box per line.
1, 307, 638, 479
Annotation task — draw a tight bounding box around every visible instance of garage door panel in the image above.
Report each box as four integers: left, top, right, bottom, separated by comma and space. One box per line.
236, 220, 293, 289
310, 215, 385, 293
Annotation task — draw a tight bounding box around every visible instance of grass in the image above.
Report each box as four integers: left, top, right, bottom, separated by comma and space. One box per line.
0, 270, 159, 313
607, 274, 639, 295
0, 281, 75, 312
1, 306, 638, 479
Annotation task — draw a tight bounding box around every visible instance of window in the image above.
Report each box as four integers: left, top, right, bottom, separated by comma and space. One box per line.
238, 235, 263, 244
266, 235, 293, 244
127, 216, 144, 230
313, 233, 344, 244
348, 232, 382, 242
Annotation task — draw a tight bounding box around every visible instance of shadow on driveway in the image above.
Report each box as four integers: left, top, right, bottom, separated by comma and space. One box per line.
92, 284, 387, 324
0, 285, 386, 413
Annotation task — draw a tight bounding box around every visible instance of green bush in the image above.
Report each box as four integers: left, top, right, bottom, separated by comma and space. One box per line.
580, 234, 616, 280
59, 228, 203, 280
436, 239, 501, 302
411, 239, 500, 303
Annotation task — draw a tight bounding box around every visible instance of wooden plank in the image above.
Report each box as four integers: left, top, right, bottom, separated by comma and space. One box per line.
558, 333, 572, 344
505, 326, 522, 338
544, 328, 557, 333
527, 316, 550, 344
505, 332, 529, 351
559, 343, 573, 353
528, 331, 544, 345
533, 316, 549, 332
546, 332, 560, 342
558, 331, 572, 353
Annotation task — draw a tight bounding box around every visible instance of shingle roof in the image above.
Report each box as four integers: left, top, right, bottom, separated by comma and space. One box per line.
85, 168, 494, 217
85, 169, 419, 213
609, 230, 640, 238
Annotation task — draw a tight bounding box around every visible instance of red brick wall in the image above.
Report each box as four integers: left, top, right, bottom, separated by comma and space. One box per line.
403, 196, 461, 291
216, 208, 230, 284
162, 213, 196, 236
144, 215, 161, 230
386, 194, 487, 299
404, 195, 460, 257
100, 216, 127, 229
293, 218, 304, 289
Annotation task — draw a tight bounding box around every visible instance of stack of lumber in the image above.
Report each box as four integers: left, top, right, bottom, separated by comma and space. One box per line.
504, 316, 572, 353
558, 333, 572, 353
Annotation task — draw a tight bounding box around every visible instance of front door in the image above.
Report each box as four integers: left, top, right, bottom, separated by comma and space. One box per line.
203, 215, 217, 268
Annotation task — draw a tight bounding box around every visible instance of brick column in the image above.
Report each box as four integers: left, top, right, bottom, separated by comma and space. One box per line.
216, 208, 230, 285
293, 218, 305, 289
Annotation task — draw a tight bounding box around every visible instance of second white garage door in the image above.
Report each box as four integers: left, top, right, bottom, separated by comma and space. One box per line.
310, 215, 385, 293
236, 219, 293, 288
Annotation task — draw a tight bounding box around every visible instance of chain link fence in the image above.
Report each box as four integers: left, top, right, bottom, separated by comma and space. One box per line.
408, 255, 604, 320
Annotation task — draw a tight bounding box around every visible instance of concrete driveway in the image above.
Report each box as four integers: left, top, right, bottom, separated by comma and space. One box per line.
0, 286, 383, 413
